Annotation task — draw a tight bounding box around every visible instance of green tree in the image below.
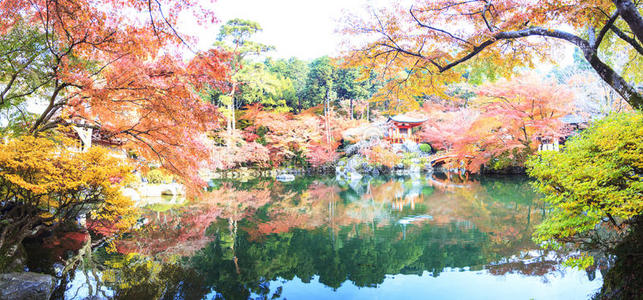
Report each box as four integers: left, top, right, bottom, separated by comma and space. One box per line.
215, 19, 274, 136
303, 57, 336, 145
235, 62, 294, 112
265, 57, 310, 112
334, 67, 371, 119
303, 57, 335, 109
0, 23, 52, 136
527, 112, 643, 266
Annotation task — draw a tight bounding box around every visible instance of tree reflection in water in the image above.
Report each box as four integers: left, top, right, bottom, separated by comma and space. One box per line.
52, 174, 604, 299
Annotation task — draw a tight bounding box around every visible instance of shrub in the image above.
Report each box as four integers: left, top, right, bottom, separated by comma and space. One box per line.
363, 144, 400, 168
419, 143, 432, 153
146, 168, 174, 184
527, 112, 643, 267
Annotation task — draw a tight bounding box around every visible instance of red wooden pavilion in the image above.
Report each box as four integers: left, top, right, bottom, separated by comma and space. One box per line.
386, 114, 428, 144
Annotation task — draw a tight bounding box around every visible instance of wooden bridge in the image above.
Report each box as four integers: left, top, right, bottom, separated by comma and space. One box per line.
428, 153, 474, 167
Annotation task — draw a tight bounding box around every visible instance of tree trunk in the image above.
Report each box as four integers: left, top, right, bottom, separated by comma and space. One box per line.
582, 49, 643, 109
325, 101, 330, 145
496, 27, 643, 109
613, 0, 643, 43
0, 206, 45, 269
227, 81, 237, 147
324, 88, 331, 145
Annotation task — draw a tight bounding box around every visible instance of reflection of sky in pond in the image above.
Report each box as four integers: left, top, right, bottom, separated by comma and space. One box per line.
244, 269, 601, 300
64, 271, 114, 299
49, 175, 605, 299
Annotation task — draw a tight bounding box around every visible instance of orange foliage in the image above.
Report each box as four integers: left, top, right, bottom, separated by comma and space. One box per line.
241, 105, 353, 167
1, 0, 229, 191
341, 0, 642, 109
361, 142, 401, 168
420, 75, 573, 172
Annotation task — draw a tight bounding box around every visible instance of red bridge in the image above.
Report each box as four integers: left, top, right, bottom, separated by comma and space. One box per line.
429, 153, 474, 167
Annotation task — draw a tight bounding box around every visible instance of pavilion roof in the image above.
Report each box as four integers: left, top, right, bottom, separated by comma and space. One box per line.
389, 114, 428, 124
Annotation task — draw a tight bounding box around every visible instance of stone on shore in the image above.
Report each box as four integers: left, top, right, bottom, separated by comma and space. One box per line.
0, 272, 56, 300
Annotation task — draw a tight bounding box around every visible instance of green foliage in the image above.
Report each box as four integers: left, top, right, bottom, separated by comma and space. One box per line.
0, 22, 51, 136
596, 19, 643, 84
303, 56, 335, 109
209, 34, 379, 113
215, 19, 274, 61
419, 143, 432, 153
334, 68, 371, 101
302, 58, 377, 111
593, 218, 643, 299
487, 148, 532, 171
265, 57, 310, 110
289, 148, 310, 168
189, 221, 491, 298
562, 253, 594, 270
99, 252, 209, 299
527, 112, 643, 250
400, 152, 417, 166
459, 57, 503, 85
235, 63, 294, 112
212, 18, 275, 115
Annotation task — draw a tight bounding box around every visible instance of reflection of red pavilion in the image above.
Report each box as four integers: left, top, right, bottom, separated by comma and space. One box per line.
386, 114, 428, 144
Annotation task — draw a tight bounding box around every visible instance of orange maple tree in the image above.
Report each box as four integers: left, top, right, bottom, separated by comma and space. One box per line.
420, 75, 573, 172
342, 0, 642, 109
241, 105, 349, 167
0, 0, 229, 188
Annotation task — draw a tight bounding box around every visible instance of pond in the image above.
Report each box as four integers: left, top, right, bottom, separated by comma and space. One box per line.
30, 174, 603, 299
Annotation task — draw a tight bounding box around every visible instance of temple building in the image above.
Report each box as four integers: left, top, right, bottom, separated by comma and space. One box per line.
385, 114, 428, 144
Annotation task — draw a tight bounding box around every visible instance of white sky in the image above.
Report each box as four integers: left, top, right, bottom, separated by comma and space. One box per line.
180, 0, 379, 60
178, 0, 575, 65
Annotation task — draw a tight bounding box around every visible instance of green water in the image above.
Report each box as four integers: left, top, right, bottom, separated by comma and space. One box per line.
37, 174, 602, 299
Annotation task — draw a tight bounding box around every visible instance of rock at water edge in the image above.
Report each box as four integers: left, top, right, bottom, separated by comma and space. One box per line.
0, 272, 56, 300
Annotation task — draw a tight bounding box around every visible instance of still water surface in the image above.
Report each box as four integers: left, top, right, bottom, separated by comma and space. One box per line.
38, 174, 603, 299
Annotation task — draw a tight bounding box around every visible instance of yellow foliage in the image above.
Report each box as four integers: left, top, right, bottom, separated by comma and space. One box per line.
0, 135, 138, 233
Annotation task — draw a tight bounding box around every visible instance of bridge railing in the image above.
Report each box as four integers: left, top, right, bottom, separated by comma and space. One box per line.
383, 136, 422, 144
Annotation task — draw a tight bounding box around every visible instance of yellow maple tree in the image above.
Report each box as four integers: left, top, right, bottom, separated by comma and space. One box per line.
0, 135, 137, 264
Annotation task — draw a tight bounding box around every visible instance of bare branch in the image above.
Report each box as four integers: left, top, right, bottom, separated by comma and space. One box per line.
410, 6, 473, 46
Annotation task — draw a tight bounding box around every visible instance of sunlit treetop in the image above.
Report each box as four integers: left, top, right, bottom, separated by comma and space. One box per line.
341, 0, 643, 111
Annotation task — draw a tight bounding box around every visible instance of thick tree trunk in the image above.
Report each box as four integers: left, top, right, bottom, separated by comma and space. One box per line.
392, 10, 643, 110
580, 47, 643, 110
493, 28, 643, 109
0, 206, 45, 269
613, 0, 643, 43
